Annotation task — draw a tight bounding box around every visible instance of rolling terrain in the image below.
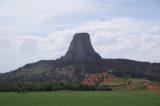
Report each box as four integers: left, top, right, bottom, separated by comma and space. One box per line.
0, 33, 160, 91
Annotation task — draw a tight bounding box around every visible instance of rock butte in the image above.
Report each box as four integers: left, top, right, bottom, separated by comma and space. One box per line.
63, 32, 101, 61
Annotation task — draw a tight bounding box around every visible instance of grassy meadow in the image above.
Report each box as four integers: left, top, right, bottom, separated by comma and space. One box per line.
0, 91, 160, 106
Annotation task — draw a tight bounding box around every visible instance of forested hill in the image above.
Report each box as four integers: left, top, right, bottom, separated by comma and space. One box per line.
0, 58, 160, 84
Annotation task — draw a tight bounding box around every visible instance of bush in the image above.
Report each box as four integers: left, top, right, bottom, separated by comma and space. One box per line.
0, 83, 112, 92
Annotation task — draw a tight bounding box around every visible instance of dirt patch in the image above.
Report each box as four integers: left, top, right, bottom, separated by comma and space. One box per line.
81, 72, 118, 85
147, 83, 160, 91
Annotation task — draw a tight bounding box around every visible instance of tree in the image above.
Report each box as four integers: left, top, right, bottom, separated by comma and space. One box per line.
16, 81, 25, 94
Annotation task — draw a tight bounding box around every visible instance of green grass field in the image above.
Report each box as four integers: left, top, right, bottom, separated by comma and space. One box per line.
0, 91, 160, 106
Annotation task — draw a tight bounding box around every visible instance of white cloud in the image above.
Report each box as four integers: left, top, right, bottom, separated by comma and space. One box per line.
0, 17, 160, 73
0, 0, 88, 35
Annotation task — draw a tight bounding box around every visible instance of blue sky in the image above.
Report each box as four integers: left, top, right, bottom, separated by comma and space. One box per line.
0, 0, 160, 72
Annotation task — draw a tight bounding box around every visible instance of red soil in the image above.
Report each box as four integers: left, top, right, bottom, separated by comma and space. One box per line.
81, 72, 117, 85
147, 83, 160, 91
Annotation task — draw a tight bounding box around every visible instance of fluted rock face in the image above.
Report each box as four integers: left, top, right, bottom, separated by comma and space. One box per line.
63, 33, 101, 61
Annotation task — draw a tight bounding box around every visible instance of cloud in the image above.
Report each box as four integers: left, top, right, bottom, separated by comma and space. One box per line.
0, 17, 160, 73
1, 0, 159, 36
0, 0, 88, 35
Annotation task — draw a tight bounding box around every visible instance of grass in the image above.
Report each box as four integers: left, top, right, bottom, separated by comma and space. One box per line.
0, 91, 160, 106
101, 78, 125, 85
100, 78, 154, 91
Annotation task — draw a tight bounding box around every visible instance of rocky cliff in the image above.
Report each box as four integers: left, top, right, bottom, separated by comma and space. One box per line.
63, 33, 101, 61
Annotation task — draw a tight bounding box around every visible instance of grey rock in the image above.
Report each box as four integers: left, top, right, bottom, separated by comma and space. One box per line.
63, 32, 101, 61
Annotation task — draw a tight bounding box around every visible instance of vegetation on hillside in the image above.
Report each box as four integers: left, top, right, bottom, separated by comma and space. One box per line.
0, 82, 112, 92
0, 59, 160, 85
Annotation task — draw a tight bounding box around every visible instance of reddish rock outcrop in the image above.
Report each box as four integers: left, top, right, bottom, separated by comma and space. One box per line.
81, 72, 117, 85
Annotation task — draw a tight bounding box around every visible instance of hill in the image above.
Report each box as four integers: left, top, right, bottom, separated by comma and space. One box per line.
0, 33, 160, 88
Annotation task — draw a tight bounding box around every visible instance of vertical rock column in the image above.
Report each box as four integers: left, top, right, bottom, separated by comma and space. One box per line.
63, 32, 101, 61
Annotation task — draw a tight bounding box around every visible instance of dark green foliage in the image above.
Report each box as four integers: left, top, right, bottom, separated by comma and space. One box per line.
16, 81, 26, 94
75, 84, 95, 91
0, 83, 112, 92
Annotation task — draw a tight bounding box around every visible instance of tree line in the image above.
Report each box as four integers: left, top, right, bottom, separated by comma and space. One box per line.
0, 82, 112, 93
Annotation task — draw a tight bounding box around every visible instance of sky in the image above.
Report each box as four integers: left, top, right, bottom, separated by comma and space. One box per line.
0, 0, 160, 73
